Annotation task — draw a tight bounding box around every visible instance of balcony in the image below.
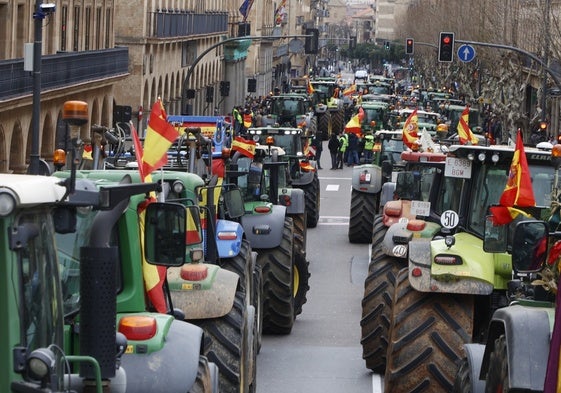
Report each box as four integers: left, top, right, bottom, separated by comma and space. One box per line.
0, 47, 128, 101
151, 11, 228, 38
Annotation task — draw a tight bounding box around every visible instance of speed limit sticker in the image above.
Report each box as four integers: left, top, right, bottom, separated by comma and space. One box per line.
440, 210, 459, 229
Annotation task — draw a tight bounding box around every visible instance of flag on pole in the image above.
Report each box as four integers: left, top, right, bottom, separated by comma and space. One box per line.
130, 120, 168, 313
344, 112, 363, 137
489, 130, 536, 225
343, 84, 357, 96
307, 79, 315, 95
239, 0, 254, 21
402, 109, 419, 149
457, 106, 479, 145
141, 99, 181, 177
231, 136, 256, 158
274, 0, 287, 25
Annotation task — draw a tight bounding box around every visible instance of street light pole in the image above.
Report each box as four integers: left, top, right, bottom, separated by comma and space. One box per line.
28, 0, 44, 175
542, 0, 550, 124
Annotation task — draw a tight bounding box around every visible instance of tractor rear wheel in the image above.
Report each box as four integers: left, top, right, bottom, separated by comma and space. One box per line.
300, 173, 320, 228
384, 269, 474, 393
293, 248, 310, 317
198, 291, 254, 393
369, 214, 386, 262
348, 189, 378, 243
318, 112, 331, 141
485, 335, 509, 393
258, 217, 295, 334
331, 110, 344, 136
360, 255, 400, 373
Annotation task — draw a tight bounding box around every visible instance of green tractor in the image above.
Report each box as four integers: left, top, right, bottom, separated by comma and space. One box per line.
365, 143, 555, 392
261, 93, 317, 136
247, 126, 320, 228
309, 76, 346, 140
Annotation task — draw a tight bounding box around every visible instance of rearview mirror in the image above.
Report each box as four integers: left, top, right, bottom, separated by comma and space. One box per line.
511, 220, 548, 273
144, 202, 188, 267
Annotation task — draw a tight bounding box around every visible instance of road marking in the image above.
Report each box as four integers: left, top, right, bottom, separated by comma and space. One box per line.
372, 373, 383, 393
326, 184, 339, 191
318, 216, 349, 225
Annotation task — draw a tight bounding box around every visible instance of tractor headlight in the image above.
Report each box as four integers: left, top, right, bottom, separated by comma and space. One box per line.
27, 347, 56, 381
0, 189, 17, 217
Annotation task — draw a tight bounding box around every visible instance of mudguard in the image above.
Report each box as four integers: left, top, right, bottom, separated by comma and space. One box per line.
291, 168, 315, 187
241, 204, 287, 249
462, 343, 486, 393
351, 164, 382, 193
480, 304, 553, 390
119, 317, 204, 393
281, 188, 305, 215
408, 233, 495, 295
215, 218, 244, 258
167, 264, 239, 319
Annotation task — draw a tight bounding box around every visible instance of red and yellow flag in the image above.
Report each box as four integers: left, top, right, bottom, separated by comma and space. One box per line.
345, 111, 363, 137
307, 79, 315, 95
231, 136, 256, 158
343, 84, 357, 96
141, 99, 181, 176
457, 106, 479, 145
402, 109, 419, 149
489, 130, 536, 225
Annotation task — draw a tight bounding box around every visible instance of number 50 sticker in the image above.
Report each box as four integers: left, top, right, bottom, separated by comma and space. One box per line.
440, 210, 459, 229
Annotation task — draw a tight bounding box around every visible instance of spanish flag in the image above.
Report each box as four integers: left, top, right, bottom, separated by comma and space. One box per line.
489, 130, 536, 225
457, 106, 478, 145
231, 136, 256, 158
343, 84, 357, 96
307, 79, 315, 95
402, 109, 419, 149
141, 99, 181, 176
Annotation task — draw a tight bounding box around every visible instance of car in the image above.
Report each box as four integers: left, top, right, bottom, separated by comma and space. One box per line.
354, 69, 368, 80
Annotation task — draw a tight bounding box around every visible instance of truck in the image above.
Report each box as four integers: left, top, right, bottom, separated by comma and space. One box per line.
372, 143, 555, 392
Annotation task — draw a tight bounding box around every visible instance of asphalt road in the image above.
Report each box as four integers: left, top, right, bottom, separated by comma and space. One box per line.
256, 151, 381, 393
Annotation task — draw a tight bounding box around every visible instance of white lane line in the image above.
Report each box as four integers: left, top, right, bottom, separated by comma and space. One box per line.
372, 373, 383, 393
326, 184, 340, 191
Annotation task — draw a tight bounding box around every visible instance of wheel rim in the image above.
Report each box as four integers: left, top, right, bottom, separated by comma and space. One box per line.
293, 264, 300, 298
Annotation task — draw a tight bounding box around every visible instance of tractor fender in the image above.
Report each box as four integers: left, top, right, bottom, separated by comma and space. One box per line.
215, 218, 244, 258
282, 188, 305, 215
462, 343, 486, 393
291, 168, 315, 186
480, 304, 552, 391
168, 265, 239, 319
351, 164, 382, 193
118, 319, 204, 393
241, 205, 287, 249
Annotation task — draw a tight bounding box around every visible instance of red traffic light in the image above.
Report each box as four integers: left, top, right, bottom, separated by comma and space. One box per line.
442, 36, 451, 44
407, 39, 413, 45
405, 37, 414, 55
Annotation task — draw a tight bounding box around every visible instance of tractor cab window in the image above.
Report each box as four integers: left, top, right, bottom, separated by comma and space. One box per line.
18, 210, 63, 356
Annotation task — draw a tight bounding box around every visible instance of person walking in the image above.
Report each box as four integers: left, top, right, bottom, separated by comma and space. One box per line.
337, 133, 348, 169
311, 134, 323, 169
362, 132, 374, 163
328, 133, 340, 170
346, 132, 360, 166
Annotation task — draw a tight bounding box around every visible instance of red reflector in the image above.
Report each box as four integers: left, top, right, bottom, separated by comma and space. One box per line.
384, 206, 402, 217
411, 267, 422, 277
181, 264, 208, 281
217, 231, 237, 240
407, 219, 426, 231
118, 316, 157, 341
254, 206, 271, 213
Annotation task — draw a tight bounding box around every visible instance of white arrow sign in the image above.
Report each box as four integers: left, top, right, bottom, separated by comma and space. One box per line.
457, 44, 476, 63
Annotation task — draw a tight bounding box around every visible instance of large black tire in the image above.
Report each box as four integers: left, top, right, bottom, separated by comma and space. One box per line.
299, 173, 320, 228
485, 335, 509, 393
293, 248, 310, 317
331, 109, 344, 136
369, 214, 386, 262
197, 291, 254, 393
348, 189, 378, 243
308, 116, 318, 137
317, 112, 332, 141
258, 217, 295, 334
384, 269, 474, 393
188, 356, 213, 393
291, 213, 307, 262
360, 255, 400, 373
253, 262, 264, 354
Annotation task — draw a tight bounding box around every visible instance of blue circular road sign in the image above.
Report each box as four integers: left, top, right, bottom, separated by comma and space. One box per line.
457, 44, 476, 63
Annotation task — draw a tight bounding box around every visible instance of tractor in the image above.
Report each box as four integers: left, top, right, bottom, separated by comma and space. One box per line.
309, 76, 346, 140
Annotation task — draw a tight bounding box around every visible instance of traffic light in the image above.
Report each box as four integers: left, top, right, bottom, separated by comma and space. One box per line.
205, 86, 214, 103
405, 38, 414, 55
349, 36, 357, 50
384, 41, 390, 50
438, 32, 454, 62
305, 28, 319, 54
220, 81, 230, 97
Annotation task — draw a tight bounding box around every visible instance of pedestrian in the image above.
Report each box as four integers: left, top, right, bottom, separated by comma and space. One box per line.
328, 133, 340, 170
337, 133, 348, 169
362, 132, 374, 163
346, 132, 359, 166
311, 134, 323, 169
